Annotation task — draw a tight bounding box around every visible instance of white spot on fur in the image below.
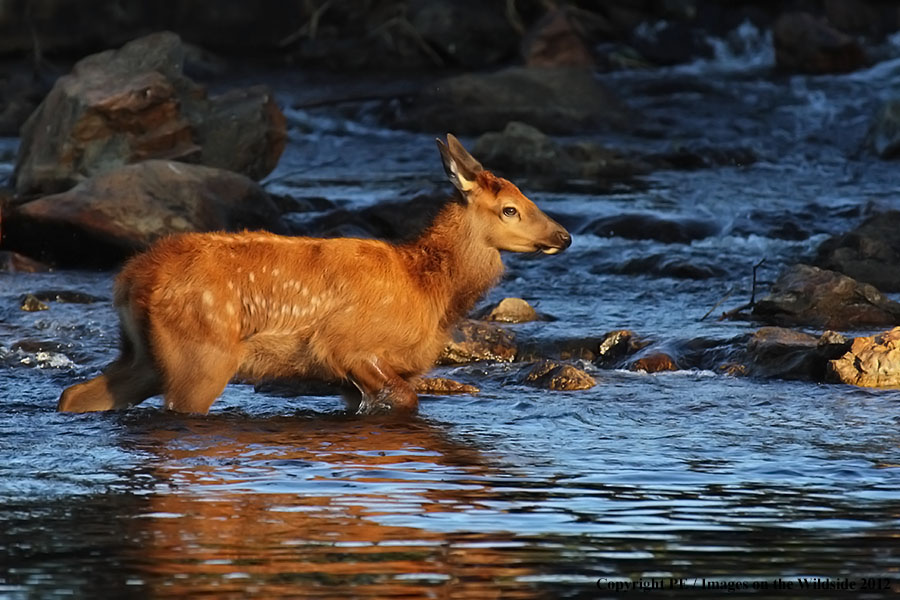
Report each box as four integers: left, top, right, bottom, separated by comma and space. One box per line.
225, 302, 236, 316
202, 291, 214, 306
272, 268, 280, 277
249, 272, 256, 283
227, 280, 234, 290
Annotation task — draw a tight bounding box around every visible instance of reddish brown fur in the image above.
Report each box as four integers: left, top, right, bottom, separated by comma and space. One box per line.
57, 135, 571, 416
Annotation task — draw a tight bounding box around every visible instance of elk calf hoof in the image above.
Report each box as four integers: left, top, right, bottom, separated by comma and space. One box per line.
357, 386, 419, 416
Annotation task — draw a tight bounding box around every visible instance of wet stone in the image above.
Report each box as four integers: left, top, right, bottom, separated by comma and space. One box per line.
827, 327, 900, 388
439, 319, 517, 365
630, 352, 678, 373
753, 264, 900, 330
522, 360, 596, 391
414, 377, 479, 396
29, 290, 104, 304
20, 294, 49, 312
814, 210, 900, 292
477, 297, 539, 324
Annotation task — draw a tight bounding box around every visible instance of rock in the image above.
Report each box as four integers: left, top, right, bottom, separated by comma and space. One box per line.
438, 319, 517, 365
630, 352, 678, 373
745, 327, 849, 380
648, 146, 757, 170
408, 0, 516, 68
582, 213, 719, 244
866, 100, 900, 159
773, 12, 866, 74
472, 122, 649, 188
522, 360, 596, 391
392, 67, 629, 135
0, 251, 50, 273
414, 377, 479, 395
28, 290, 104, 304
522, 8, 595, 68
598, 254, 726, 279
827, 327, 900, 388
303, 192, 448, 241
631, 21, 713, 66
595, 329, 645, 367
824, 0, 898, 37
4, 160, 282, 267
753, 264, 900, 330
478, 297, 539, 324
20, 294, 49, 312
815, 211, 900, 291
14, 31, 286, 195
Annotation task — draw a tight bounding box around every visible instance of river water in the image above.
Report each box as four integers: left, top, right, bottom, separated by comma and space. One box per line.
2, 29, 900, 599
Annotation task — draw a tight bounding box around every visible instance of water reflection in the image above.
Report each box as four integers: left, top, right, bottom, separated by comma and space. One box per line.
122, 411, 544, 598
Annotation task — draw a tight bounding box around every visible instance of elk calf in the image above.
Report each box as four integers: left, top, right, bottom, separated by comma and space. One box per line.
58, 135, 571, 416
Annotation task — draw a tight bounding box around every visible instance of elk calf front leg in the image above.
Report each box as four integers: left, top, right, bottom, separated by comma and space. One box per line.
348, 357, 418, 415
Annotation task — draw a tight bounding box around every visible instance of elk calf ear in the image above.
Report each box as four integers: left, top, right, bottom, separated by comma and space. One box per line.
436, 134, 483, 196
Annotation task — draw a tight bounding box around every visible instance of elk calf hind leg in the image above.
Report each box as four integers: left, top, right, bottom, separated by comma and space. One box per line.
349, 357, 419, 415
57, 359, 160, 412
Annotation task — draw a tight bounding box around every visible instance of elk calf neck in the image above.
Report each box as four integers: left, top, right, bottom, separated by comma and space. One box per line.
58, 134, 572, 416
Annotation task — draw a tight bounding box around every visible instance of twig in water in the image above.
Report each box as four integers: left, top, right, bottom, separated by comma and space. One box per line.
700, 287, 733, 321
717, 258, 767, 321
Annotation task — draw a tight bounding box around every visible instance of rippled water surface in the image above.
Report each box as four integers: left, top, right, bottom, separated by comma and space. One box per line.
3, 41, 900, 598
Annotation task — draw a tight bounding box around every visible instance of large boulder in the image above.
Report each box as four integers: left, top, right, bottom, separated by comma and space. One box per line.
828, 327, 900, 388
407, 0, 517, 68
814, 211, 900, 292
4, 160, 282, 267
522, 7, 595, 68
14, 31, 286, 195
773, 12, 866, 74
391, 67, 629, 135
753, 264, 900, 330
472, 122, 649, 189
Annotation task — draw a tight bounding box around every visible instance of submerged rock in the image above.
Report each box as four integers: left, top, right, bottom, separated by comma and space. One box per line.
14, 31, 286, 195
773, 12, 866, 74
522, 360, 596, 391
815, 211, 900, 292
598, 253, 726, 280
582, 213, 719, 244
753, 264, 900, 330
866, 100, 900, 159
5, 160, 282, 267
392, 67, 629, 135
477, 297, 540, 324
439, 319, 517, 365
828, 327, 900, 388
630, 352, 678, 373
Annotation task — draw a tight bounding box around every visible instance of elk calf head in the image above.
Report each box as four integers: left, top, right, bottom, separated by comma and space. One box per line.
436, 134, 571, 255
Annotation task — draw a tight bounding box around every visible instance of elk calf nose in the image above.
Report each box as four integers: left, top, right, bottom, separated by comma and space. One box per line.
556, 230, 572, 250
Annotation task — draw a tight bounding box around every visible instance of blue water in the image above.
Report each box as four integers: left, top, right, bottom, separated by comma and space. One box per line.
3, 31, 900, 599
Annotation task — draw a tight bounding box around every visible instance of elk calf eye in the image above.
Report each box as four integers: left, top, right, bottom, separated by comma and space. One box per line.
502, 206, 518, 217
